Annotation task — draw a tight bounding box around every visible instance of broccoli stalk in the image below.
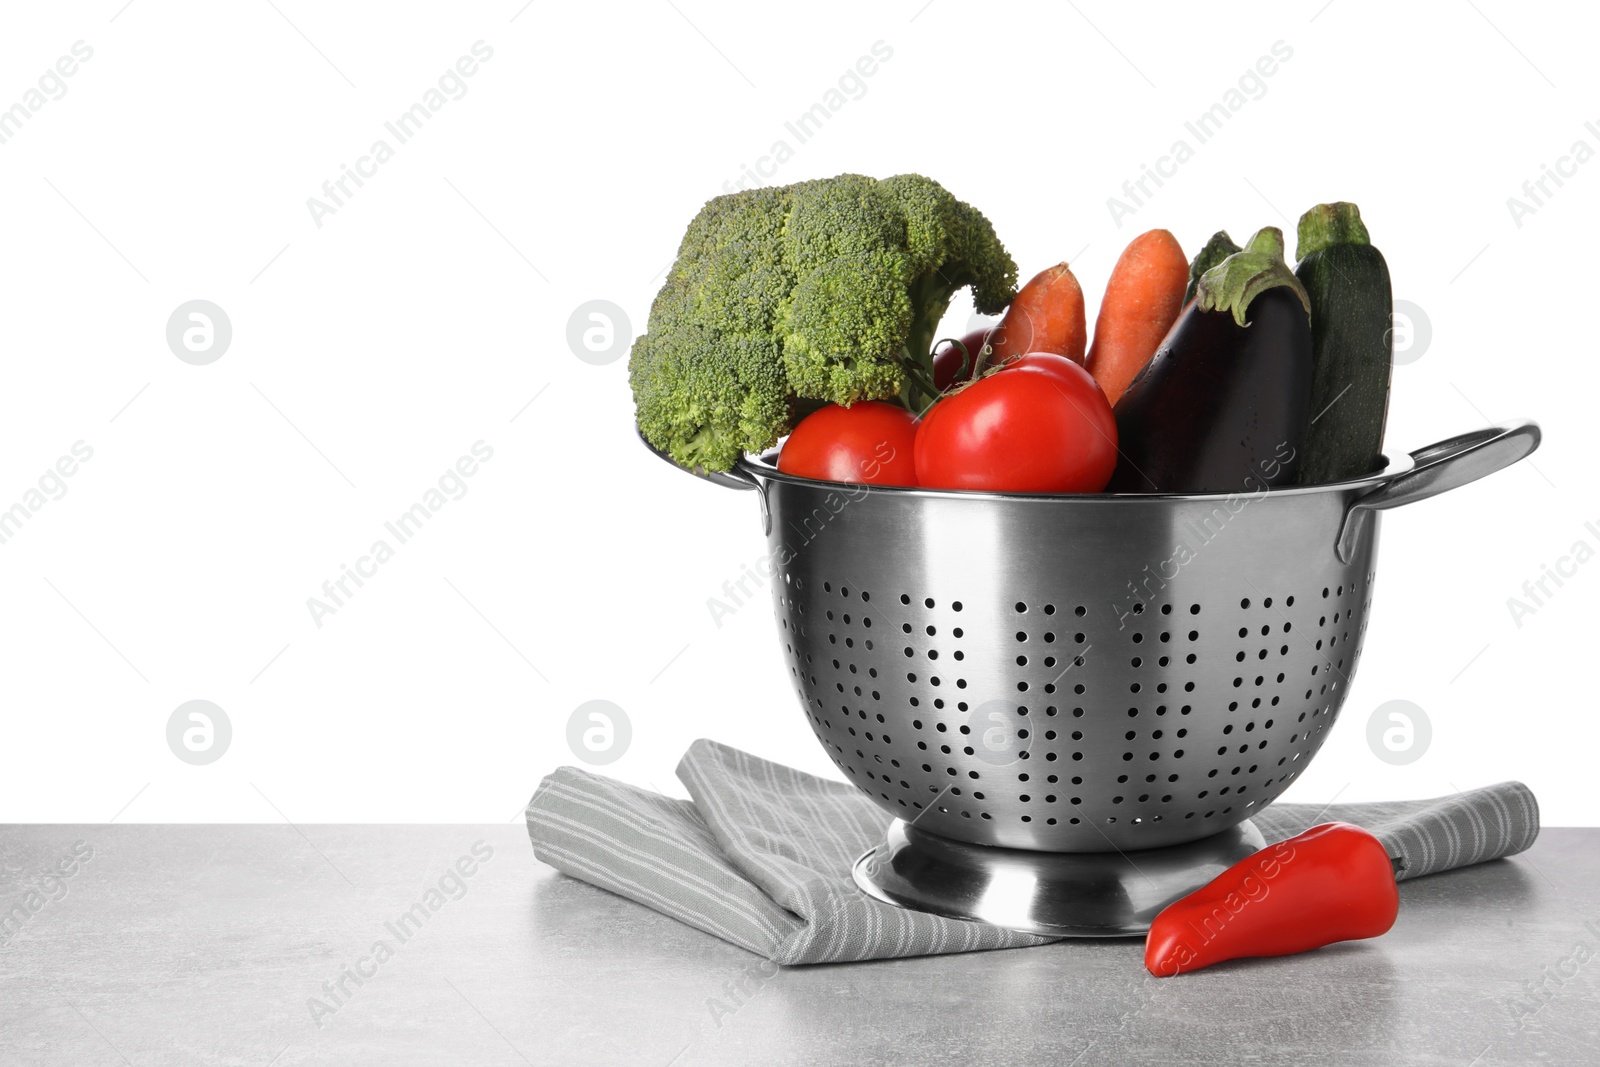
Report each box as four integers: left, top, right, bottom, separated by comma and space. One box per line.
630, 174, 1017, 472
898, 270, 959, 409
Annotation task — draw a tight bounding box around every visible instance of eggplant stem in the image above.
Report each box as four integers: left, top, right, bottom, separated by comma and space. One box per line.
1196, 226, 1311, 327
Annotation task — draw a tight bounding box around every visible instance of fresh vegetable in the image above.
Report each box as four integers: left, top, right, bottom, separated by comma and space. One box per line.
1294, 202, 1394, 484
1144, 822, 1399, 977
1183, 230, 1242, 305
630, 174, 1018, 472
1106, 227, 1312, 493
984, 263, 1088, 369
1000, 351, 1092, 386
932, 327, 993, 391
777, 402, 920, 486
915, 355, 1117, 492
1085, 230, 1190, 406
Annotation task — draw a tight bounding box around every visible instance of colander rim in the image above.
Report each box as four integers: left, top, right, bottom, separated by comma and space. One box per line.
740, 449, 1415, 502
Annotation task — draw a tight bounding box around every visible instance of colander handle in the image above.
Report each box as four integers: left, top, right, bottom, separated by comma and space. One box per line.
635, 426, 762, 492
1335, 419, 1542, 562
636, 426, 772, 532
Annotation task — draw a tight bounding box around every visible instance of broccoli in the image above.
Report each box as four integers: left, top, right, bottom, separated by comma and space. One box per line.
630, 173, 1017, 472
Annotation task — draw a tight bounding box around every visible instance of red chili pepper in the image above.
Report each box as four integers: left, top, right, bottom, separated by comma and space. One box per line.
1144, 822, 1399, 976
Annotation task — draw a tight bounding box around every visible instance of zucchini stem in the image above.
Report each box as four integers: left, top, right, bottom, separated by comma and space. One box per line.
1296, 202, 1372, 259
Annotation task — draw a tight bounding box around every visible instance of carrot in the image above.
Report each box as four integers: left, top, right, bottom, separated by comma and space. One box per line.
1085, 229, 1190, 406
984, 262, 1087, 369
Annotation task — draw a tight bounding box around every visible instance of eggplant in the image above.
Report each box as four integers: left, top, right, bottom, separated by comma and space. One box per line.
1293, 203, 1393, 485
1107, 227, 1312, 494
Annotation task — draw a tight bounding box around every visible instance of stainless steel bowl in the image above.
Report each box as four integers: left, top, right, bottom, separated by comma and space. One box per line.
647, 421, 1539, 855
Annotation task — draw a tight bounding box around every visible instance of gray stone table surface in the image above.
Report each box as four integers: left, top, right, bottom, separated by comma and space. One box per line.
1, 824, 1597, 1066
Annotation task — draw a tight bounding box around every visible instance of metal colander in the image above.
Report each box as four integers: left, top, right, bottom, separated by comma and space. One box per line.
649, 421, 1538, 854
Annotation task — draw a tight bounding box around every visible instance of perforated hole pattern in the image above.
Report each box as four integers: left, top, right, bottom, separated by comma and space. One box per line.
775, 574, 1376, 852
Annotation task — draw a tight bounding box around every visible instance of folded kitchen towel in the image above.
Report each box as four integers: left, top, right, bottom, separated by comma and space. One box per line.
525, 739, 1540, 966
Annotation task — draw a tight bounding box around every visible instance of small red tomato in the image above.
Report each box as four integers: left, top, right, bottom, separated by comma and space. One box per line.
778, 401, 920, 486
914, 356, 1117, 493
932, 327, 993, 391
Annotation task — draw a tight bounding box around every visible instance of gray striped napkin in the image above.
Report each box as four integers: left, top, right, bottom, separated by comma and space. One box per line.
526, 739, 1539, 966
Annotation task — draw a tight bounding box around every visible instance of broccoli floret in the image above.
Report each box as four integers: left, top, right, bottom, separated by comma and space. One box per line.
629, 174, 1017, 471
631, 326, 788, 474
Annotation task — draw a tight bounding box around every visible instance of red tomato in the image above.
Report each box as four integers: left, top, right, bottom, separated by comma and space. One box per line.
932, 327, 993, 391
778, 401, 920, 486
914, 356, 1117, 493
998, 351, 1085, 383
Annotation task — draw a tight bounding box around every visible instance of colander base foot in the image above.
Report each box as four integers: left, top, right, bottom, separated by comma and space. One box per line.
852, 818, 1267, 937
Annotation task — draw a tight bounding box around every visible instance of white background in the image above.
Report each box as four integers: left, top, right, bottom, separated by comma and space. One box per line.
0, 0, 1593, 825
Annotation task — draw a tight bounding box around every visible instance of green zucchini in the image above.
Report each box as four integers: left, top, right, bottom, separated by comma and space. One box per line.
1183, 230, 1242, 305
1293, 203, 1393, 484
